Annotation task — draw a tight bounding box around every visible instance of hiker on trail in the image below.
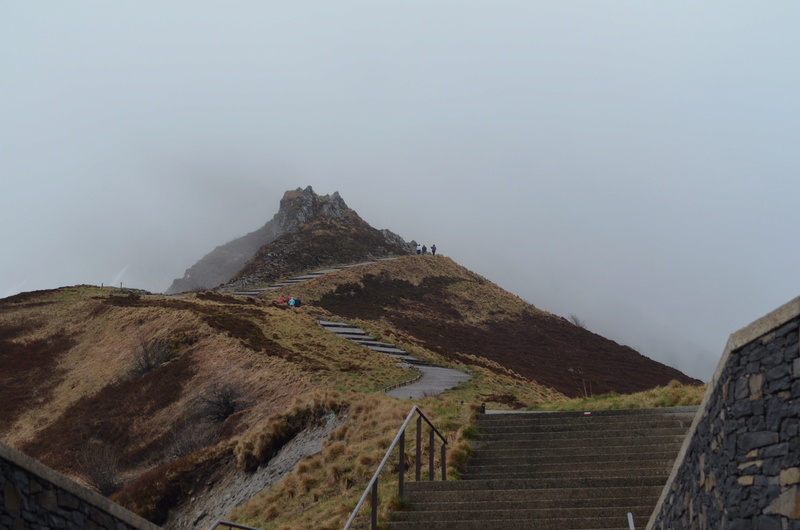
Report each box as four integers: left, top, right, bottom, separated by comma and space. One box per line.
431, 244, 437, 256
422, 245, 427, 255
288, 297, 296, 307
277, 296, 285, 304
294, 298, 302, 307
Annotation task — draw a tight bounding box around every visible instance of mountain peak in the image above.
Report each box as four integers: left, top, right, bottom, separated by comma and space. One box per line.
274, 186, 349, 232
165, 187, 413, 294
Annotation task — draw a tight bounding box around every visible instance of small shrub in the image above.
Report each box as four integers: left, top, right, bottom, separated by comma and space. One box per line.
130, 336, 172, 376
567, 313, 587, 328
197, 382, 246, 424
169, 420, 220, 459
77, 440, 122, 496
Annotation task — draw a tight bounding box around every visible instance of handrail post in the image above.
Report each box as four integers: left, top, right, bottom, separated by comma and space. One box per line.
429, 429, 435, 481
371, 481, 378, 530
415, 415, 422, 481
342, 407, 449, 530
441, 443, 447, 481
398, 428, 405, 498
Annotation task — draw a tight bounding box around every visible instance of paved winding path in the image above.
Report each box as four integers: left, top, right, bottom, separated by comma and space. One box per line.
319, 320, 471, 399
229, 258, 471, 398
229, 258, 399, 296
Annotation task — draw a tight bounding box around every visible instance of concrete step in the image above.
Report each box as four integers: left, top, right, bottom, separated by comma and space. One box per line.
479, 406, 698, 419
475, 417, 693, 432
470, 440, 682, 456
403, 484, 664, 504
319, 325, 367, 334
468, 449, 680, 466
333, 333, 370, 340
473, 434, 686, 450
367, 346, 408, 354
474, 427, 688, 441
404, 475, 668, 493
459, 469, 669, 481
386, 515, 639, 530
386, 407, 693, 528
460, 459, 674, 478
402, 499, 653, 513
390, 504, 653, 522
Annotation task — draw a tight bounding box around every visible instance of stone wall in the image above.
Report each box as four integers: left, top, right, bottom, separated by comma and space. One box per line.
1, 442, 159, 530
648, 297, 800, 529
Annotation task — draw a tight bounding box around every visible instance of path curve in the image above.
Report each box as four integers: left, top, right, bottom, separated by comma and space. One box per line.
319, 320, 470, 399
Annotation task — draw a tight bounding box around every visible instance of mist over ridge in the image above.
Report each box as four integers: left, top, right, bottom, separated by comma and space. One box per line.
4, 3, 800, 381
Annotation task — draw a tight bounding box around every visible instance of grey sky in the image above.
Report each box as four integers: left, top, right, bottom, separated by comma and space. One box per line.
3, 2, 799, 381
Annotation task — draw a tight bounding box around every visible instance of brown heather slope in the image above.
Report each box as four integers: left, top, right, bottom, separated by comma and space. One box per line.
278, 255, 702, 397
0, 283, 566, 528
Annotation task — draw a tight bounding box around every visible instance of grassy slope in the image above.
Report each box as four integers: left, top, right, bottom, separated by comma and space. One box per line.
0, 282, 563, 528
279, 255, 701, 397
0, 257, 705, 529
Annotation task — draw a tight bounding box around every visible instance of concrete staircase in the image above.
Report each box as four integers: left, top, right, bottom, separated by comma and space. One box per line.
318, 320, 470, 398
387, 406, 697, 530
228, 258, 399, 296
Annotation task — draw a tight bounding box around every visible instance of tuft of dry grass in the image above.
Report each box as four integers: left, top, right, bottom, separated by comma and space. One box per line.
529, 380, 707, 411
229, 393, 420, 529
234, 390, 348, 472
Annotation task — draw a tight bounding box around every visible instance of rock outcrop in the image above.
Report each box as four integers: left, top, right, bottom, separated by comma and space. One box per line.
166, 186, 414, 293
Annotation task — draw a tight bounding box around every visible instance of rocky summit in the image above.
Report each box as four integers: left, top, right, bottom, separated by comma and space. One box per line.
166, 186, 415, 294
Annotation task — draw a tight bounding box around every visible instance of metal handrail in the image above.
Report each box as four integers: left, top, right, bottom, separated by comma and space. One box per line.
209, 521, 262, 530
343, 406, 448, 530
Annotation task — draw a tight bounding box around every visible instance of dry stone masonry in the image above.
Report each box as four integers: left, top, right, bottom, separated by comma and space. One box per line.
1, 442, 158, 530
648, 297, 800, 529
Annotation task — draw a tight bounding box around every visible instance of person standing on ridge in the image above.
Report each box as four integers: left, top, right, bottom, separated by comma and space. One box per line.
422, 245, 427, 255
431, 244, 437, 256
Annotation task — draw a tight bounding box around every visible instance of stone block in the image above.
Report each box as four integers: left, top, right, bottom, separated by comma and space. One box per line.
765, 363, 791, 384
738, 475, 755, 486
784, 342, 799, 361
762, 351, 784, 369
738, 460, 764, 471
746, 360, 761, 374
4, 482, 22, 513
71, 510, 87, 527
751, 399, 765, 417
731, 400, 753, 418
37, 490, 57, 511
739, 431, 779, 452
763, 442, 789, 458
28, 478, 43, 495
749, 415, 767, 431
735, 377, 750, 400
781, 468, 800, 487
775, 320, 799, 338
794, 357, 800, 378
56, 490, 79, 510
766, 486, 800, 518
753, 514, 783, 530
749, 373, 764, 397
